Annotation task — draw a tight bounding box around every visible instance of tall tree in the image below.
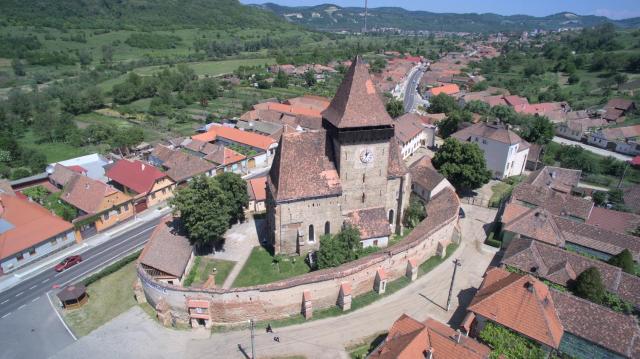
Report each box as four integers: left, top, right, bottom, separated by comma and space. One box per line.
608, 249, 635, 274
385, 98, 404, 118
273, 70, 289, 88
432, 138, 491, 191
428, 93, 457, 114
518, 115, 554, 145
215, 172, 249, 223
169, 176, 231, 250
574, 267, 606, 304
317, 225, 364, 269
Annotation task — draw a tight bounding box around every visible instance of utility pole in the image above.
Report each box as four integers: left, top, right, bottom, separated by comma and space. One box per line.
250, 319, 256, 359
446, 259, 461, 311
618, 161, 629, 189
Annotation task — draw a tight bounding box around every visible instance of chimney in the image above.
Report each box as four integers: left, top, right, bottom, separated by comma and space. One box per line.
525, 281, 535, 293
426, 347, 434, 359
141, 163, 146, 171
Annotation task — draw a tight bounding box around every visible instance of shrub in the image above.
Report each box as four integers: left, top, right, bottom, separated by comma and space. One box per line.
82, 250, 141, 286
608, 249, 635, 274
479, 322, 546, 359
573, 267, 606, 304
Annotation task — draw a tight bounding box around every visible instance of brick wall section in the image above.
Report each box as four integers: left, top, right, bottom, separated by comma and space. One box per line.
138, 187, 460, 324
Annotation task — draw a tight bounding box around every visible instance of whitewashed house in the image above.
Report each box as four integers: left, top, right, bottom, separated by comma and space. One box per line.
451, 122, 530, 179
394, 113, 436, 159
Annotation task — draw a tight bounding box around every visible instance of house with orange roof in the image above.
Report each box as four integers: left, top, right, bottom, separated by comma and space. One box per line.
61, 174, 134, 235
426, 83, 460, 98
463, 267, 640, 359
192, 125, 278, 170
369, 314, 490, 359
246, 176, 267, 213
0, 193, 77, 273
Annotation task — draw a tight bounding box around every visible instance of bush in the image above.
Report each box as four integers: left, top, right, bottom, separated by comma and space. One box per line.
608, 249, 635, 274
573, 267, 606, 304
479, 322, 546, 359
83, 250, 141, 286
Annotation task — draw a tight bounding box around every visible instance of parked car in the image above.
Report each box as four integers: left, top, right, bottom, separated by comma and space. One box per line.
458, 207, 466, 218
54, 255, 82, 272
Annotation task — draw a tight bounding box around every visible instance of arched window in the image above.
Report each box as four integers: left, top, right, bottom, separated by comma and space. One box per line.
308, 224, 315, 242
388, 209, 395, 224
324, 221, 330, 235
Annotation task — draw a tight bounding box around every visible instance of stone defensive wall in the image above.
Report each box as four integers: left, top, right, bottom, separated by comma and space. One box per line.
136, 187, 460, 325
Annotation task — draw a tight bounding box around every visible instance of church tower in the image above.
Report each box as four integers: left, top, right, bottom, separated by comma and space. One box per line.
322, 56, 395, 212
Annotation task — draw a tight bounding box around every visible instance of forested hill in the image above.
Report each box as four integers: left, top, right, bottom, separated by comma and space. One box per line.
257, 3, 640, 33
0, 0, 293, 30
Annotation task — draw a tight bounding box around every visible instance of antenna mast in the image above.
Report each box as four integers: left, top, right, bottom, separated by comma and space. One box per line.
364, 0, 368, 34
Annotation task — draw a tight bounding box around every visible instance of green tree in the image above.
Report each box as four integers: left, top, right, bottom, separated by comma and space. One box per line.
385, 98, 404, 118
78, 49, 92, 68
518, 115, 554, 145
464, 100, 490, 115
11, 58, 25, 76
273, 70, 289, 88
101, 45, 114, 66
432, 138, 491, 191
428, 93, 457, 114
608, 249, 635, 274
574, 267, 606, 304
403, 196, 426, 229
592, 191, 607, 206
317, 225, 366, 269
214, 172, 249, 223
304, 69, 316, 87
439, 110, 471, 138
490, 105, 518, 125
169, 176, 231, 250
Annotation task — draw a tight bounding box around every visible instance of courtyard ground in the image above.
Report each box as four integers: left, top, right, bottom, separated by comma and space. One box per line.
51, 204, 498, 359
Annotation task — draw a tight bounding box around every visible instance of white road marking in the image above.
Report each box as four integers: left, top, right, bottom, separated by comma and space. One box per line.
15, 292, 23, 297
1, 313, 10, 319
41, 278, 49, 283
84, 226, 155, 261
46, 291, 77, 341
31, 297, 39, 303
1, 299, 8, 304
29, 285, 37, 290
54, 272, 64, 277
17, 304, 25, 310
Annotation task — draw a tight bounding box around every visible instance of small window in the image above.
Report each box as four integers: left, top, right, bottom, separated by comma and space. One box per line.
50, 238, 57, 246
373, 239, 379, 246
482, 139, 487, 144
388, 209, 395, 224
151, 193, 156, 200
116, 207, 121, 215
29, 248, 36, 256
324, 221, 330, 235
309, 225, 315, 243
362, 193, 366, 203
162, 188, 166, 194
103, 212, 110, 221
168, 281, 174, 285
17, 253, 24, 261
124, 204, 129, 211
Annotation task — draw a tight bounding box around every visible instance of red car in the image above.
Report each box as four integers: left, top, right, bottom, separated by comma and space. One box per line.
54, 255, 82, 272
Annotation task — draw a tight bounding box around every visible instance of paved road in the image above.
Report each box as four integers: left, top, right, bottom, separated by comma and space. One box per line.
0, 217, 162, 320
52, 205, 498, 359
403, 67, 425, 113
552, 136, 633, 161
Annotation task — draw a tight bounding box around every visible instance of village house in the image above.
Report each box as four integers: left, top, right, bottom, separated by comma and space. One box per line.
394, 113, 436, 159
451, 121, 530, 179
148, 145, 216, 185
267, 57, 411, 254
368, 314, 490, 359
61, 174, 134, 236
105, 159, 175, 212
246, 176, 267, 213
181, 139, 248, 175
191, 125, 278, 170
138, 216, 194, 286
462, 267, 640, 359
409, 157, 453, 203
587, 124, 640, 156
425, 83, 460, 98
603, 98, 636, 123
46, 153, 112, 183
555, 117, 607, 141
502, 237, 640, 310
0, 190, 78, 274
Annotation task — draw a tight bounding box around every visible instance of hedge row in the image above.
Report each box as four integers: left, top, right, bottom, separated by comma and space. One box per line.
82, 250, 142, 287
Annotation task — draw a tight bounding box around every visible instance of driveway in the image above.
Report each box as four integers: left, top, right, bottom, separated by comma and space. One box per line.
552, 136, 632, 161
51, 205, 497, 359
213, 216, 263, 288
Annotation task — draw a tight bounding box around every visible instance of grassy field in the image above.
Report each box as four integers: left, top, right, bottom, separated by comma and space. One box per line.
16, 130, 96, 163
184, 256, 235, 287
489, 182, 513, 208
135, 58, 276, 77
63, 261, 138, 337
232, 247, 311, 288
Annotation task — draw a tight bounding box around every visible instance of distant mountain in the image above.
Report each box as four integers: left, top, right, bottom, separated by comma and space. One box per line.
0, 0, 293, 30
256, 3, 640, 33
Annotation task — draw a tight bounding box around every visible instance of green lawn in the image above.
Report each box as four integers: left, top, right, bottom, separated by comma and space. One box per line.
232, 247, 311, 287
184, 256, 235, 287
418, 242, 459, 277
16, 130, 95, 163
489, 182, 513, 208
134, 58, 276, 77
63, 261, 138, 337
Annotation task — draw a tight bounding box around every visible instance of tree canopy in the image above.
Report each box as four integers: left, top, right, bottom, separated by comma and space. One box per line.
427, 93, 457, 114
517, 115, 554, 145
432, 138, 491, 191
608, 249, 635, 274
385, 98, 404, 118
215, 172, 249, 224
573, 266, 606, 304
316, 225, 375, 269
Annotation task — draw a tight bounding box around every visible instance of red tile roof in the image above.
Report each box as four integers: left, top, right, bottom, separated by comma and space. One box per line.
429, 83, 460, 96
322, 56, 393, 129
105, 159, 167, 195
62, 174, 121, 214
468, 267, 564, 348
248, 176, 267, 202
369, 314, 490, 359
0, 194, 73, 259
192, 126, 277, 151
586, 206, 640, 234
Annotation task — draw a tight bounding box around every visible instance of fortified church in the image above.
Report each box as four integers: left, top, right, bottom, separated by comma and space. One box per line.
267, 56, 411, 255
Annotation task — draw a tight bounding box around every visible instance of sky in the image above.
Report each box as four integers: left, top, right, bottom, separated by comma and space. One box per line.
240, 0, 640, 19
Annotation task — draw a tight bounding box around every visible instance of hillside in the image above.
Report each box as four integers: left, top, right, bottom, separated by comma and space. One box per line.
257, 3, 640, 33
0, 0, 293, 30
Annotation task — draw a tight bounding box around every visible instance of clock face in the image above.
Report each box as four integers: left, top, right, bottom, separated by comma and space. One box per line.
360, 148, 374, 163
